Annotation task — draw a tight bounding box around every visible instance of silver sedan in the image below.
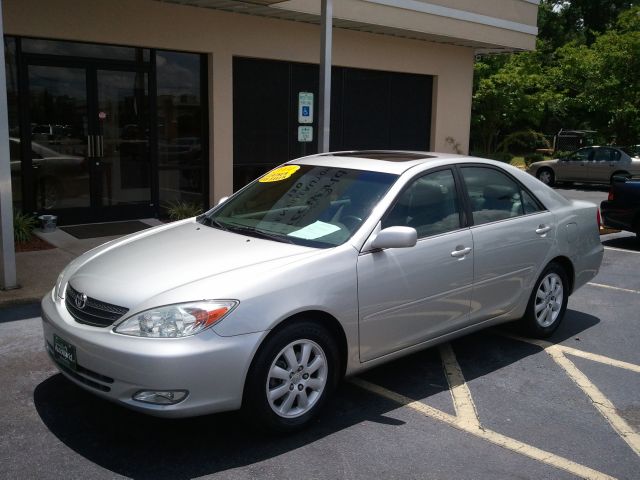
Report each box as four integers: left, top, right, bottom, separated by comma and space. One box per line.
527, 146, 640, 186
42, 151, 603, 431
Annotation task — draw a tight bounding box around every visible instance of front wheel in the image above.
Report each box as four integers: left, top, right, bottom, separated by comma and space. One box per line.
243, 320, 340, 432
518, 262, 569, 338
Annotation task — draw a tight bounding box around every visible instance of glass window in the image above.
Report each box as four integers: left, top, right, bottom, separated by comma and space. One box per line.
569, 147, 594, 162
522, 190, 543, 214
156, 50, 206, 210
594, 148, 621, 162
5, 37, 21, 210
461, 167, 529, 225
21, 38, 148, 62
382, 169, 461, 238
203, 165, 397, 248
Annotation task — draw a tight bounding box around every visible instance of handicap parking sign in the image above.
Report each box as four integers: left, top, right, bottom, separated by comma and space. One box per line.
298, 92, 314, 124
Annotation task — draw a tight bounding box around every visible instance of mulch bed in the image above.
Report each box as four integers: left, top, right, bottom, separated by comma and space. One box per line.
15, 236, 56, 252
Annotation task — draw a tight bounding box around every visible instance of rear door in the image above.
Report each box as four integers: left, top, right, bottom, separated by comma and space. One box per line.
589, 147, 622, 183
357, 168, 473, 362
459, 166, 555, 323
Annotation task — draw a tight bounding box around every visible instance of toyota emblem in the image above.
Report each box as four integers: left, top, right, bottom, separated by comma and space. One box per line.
75, 292, 88, 310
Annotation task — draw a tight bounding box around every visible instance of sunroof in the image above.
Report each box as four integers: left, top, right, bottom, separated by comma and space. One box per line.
329, 151, 434, 161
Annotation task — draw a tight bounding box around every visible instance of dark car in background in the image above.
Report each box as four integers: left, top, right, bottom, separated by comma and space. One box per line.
600, 176, 640, 240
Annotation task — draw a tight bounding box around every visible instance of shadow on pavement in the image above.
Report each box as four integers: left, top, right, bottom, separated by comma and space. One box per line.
33, 309, 600, 479
0, 302, 41, 323
601, 235, 639, 252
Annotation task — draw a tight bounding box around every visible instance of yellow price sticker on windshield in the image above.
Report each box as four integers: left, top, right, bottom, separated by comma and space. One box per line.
259, 165, 300, 183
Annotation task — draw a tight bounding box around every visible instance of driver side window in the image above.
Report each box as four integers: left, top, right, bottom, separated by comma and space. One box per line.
382, 169, 462, 238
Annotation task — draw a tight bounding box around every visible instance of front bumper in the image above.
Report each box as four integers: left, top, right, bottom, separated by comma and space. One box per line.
41, 291, 266, 418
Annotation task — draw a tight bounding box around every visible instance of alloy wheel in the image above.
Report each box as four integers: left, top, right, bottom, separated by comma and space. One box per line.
266, 339, 328, 418
534, 272, 564, 327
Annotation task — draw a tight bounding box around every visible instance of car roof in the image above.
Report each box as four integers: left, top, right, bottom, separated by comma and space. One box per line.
290, 150, 468, 174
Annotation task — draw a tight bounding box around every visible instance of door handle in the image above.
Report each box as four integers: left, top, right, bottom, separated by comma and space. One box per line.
97, 135, 104, 157
451, 246, 472, 258
536, 225, 552, 235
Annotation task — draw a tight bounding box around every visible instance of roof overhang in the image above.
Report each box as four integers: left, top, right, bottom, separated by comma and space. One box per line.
157, 0, 539, 52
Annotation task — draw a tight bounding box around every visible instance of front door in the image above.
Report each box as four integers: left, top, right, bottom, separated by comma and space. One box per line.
556, 147, 593, 183
357, 168, 473, 362
24, 62, 152, 223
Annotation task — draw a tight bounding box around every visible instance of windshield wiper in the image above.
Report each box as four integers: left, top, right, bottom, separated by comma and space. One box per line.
225, 223, 295, 244
198, 215, 228, 231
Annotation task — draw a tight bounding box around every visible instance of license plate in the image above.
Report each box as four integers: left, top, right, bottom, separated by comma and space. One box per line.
53, 334, 77, 371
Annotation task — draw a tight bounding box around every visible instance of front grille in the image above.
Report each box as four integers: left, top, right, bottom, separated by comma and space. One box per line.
65, 284, 129, 328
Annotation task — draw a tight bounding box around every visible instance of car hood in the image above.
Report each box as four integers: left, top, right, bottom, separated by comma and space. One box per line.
65, 220, 316, 308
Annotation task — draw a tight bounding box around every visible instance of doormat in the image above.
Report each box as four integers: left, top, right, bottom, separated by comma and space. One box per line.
61, 221, 152, 239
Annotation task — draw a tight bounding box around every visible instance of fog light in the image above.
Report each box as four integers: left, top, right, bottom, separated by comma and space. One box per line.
133, 390, 188, 405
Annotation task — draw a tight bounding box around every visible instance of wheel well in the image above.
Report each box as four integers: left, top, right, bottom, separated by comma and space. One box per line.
537, 167, 554, 178
550, 256, 575, 294
265, 310, 348, 377
610, 171, 630, 183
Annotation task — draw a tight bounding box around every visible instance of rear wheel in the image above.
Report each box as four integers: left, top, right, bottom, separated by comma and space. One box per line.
518, 262, 569, 338
537, 168, 555, 187
610, 171, 630, 184
243, 320, 339, 432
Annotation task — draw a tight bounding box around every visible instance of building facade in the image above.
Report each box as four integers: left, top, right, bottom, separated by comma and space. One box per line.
2, 0, 539, 225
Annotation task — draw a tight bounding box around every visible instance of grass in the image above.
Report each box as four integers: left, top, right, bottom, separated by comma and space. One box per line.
510, 156, 526, 169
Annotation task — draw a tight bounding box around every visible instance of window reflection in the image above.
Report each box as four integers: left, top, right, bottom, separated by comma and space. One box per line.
157, 51, 205, 210
5, 37, 21, 209
21, 38, 148, 62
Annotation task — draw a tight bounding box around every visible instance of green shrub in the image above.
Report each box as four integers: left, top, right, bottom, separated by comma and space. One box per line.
13, 210, 37, 244
481, 151, 514, 163
497, 130, 551, 155
555, 150, 573, 160
164, 200, 203, 221
523, 153, 545, 167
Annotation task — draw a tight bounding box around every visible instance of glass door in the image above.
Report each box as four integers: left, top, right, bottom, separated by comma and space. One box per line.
25, 61, 153, 223
93, 69, 151, 214
27, 65, 91, 213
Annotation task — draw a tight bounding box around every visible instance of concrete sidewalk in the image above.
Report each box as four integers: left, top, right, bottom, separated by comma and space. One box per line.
0, 219, 162, 307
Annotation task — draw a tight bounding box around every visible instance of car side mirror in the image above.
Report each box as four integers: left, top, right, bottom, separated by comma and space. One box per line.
370, 226, 417, 250
217, 196, 229, 205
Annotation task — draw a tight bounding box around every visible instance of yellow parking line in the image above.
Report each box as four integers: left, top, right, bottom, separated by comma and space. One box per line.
503, 334, 640, 373
545, 345, 640, 457
502, 334, 640, 456
439, 343, 481, 428
603, 246, 640, 254
587, 282, 640, 295
351, 378, 616, 480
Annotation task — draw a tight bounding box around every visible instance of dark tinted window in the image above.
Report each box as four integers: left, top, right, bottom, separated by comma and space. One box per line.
461, 167, 541, 225
157, 50, 206, 209
594, 148, 621, 162
382, 169, 461, 238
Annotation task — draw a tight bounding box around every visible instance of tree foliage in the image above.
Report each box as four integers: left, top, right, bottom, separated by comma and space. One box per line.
471, 3, 640, 153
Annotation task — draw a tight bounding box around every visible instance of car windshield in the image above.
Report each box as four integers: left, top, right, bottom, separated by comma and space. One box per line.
622, 145, 640, 157
200, 164, 397, 247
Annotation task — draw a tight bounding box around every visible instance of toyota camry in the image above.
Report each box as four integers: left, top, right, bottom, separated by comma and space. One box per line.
42, 150, 603, 431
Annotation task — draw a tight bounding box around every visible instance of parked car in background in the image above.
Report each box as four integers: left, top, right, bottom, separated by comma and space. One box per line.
600, 175, 640, 240
527, 146, 640, 186
42, 151, 603, 431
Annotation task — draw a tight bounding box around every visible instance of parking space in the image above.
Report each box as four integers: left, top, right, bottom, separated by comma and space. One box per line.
1, 185, 639, 479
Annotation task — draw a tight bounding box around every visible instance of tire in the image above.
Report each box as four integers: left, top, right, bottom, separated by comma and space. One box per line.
243, 320, 340, 432
537, 168, 555, 187
518, 262, 569, 338
610, 171, 630, 185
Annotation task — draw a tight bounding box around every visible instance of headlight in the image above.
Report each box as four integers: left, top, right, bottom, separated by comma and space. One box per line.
54, 271, 66, 299
113, 300, 238, 338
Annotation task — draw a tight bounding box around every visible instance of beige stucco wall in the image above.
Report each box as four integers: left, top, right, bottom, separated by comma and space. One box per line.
3, 0, 475, 203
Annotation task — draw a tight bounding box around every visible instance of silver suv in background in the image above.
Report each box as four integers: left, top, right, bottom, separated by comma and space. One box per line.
527, 146, 640, 186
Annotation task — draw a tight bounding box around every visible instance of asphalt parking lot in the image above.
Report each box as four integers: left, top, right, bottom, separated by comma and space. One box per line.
1, 185, 639, 480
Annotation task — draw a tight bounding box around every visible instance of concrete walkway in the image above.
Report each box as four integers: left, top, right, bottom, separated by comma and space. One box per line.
0, 219, 163, 307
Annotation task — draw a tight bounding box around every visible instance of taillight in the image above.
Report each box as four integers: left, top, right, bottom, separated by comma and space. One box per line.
607, 189, 614, 201
596, 208, 602, 228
